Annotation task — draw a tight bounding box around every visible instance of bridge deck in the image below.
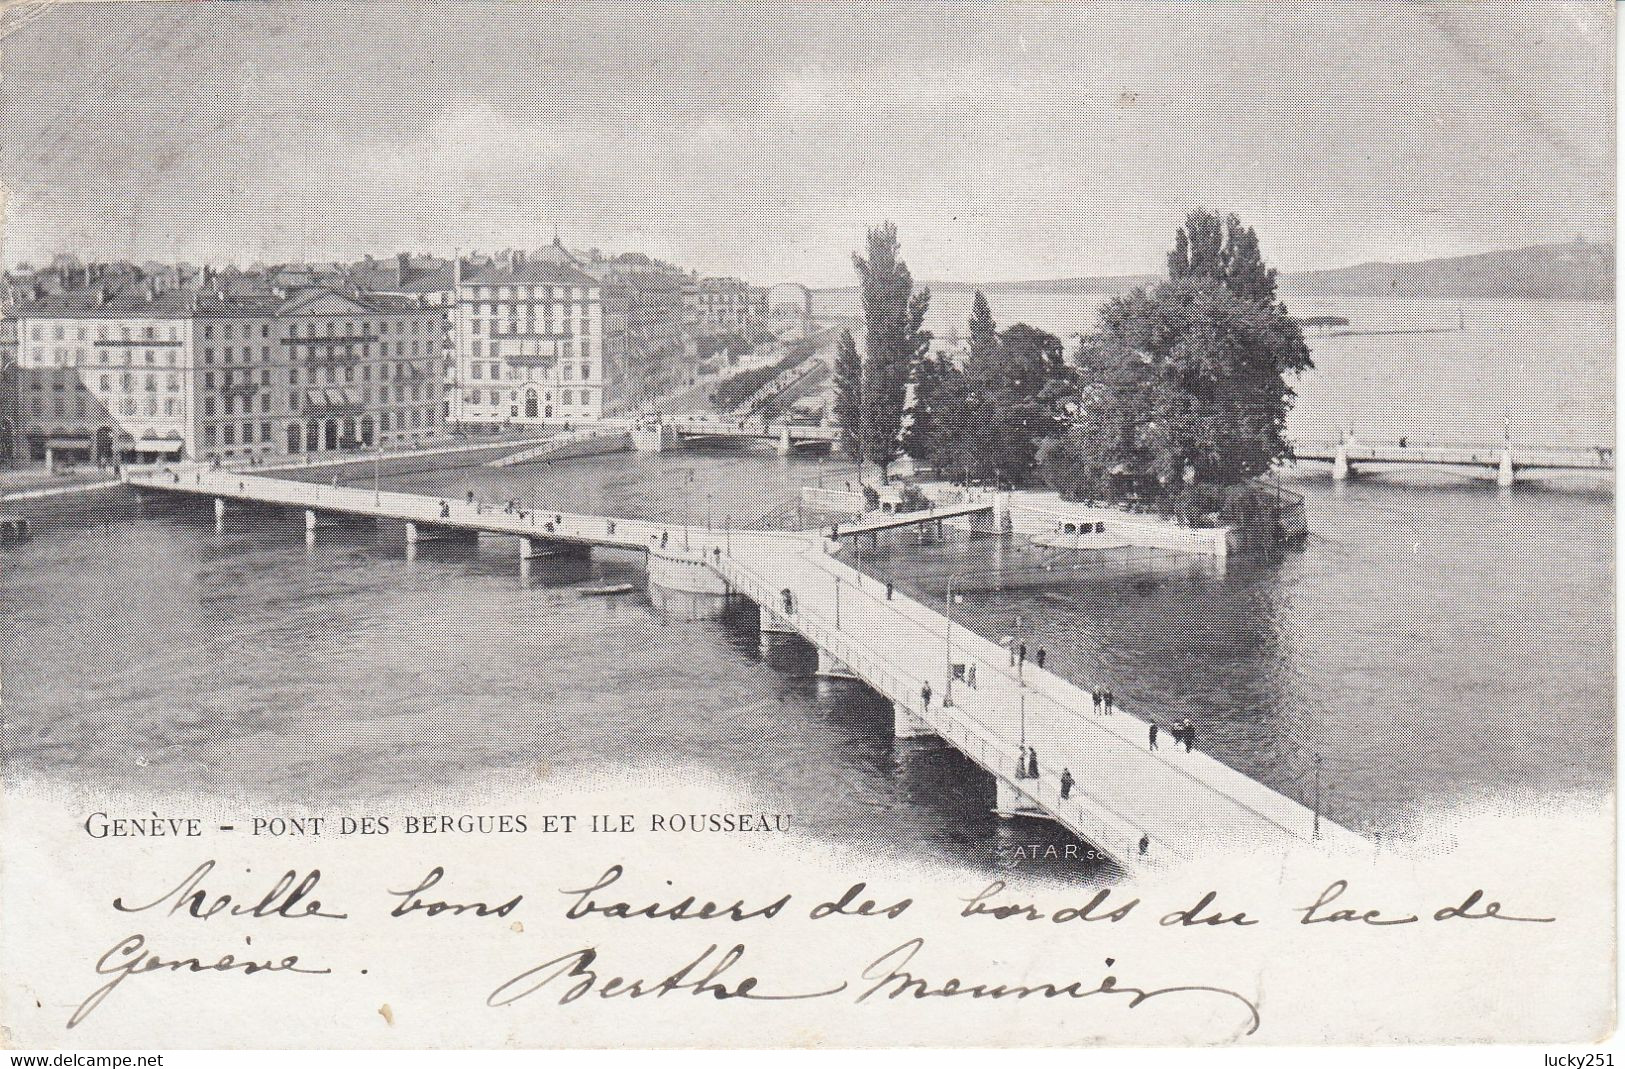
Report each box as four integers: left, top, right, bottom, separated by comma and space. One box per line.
1294, 442, 1613, 471
718, 539, 1366, 867
668, 416, 839, 442
130, 466, 1367, 870
830, 501, 994, 537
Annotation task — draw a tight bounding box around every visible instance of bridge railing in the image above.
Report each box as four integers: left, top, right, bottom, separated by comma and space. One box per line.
716, 549, 1222, 864
724, 538, 1359, 852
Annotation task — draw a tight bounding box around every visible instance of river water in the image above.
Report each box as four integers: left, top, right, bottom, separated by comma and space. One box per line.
2, 297, 1613, 876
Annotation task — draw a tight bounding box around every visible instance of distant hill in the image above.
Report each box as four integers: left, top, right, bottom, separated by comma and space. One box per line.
1281, 241, 1613, 301
811, 241, 1614, 302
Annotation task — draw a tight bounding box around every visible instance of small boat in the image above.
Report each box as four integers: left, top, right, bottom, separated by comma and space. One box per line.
580, 583, 636, 597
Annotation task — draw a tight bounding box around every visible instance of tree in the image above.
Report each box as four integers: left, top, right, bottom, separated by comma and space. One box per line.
964, 290, 1000, 382
1043, 211, 1311, 523
1168, 208, 1280, 305
832, 328, 865, 463
853, 223, 931, 472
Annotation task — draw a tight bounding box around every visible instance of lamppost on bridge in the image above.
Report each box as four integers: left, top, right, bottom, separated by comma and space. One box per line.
834, 574, 842, 630
372, 442, 382, 506
944, 570, 971, 707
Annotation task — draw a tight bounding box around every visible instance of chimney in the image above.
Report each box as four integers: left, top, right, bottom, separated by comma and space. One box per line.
453, 252, 463, 289
396, 251, 408, 286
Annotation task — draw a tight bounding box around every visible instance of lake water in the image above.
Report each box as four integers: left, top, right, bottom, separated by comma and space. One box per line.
2, 290, 1613, 875
814, 291, 1616, 449
1, 428, 1612, 876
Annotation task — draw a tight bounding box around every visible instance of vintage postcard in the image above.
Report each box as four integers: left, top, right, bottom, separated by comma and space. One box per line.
0, 0, 1615, 1055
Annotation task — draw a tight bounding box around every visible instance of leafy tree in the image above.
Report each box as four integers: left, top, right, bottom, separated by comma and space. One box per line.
832, 328, 865, 463
853, 223, 931, 471
964, 290, 1000, 382
1168, 208, 1280, 305
1043, 211, 1311, 523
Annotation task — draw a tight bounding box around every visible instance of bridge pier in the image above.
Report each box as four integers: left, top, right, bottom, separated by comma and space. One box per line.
815, 647, 858, 679
758, 604, 796, 635
994, 777, 1025, 818
776, 427, 793, 456
213, 497, 226, 531
1498, 447, 1516, 488
892, 700, 936, 739
1332, 442, 1351, 481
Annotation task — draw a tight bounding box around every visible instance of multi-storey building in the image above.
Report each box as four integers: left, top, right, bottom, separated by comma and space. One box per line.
686, 276, 768, 332
452, 252, 604, 426
9, 281, 444, 465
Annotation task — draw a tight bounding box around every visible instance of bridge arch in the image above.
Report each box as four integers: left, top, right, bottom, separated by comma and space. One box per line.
768, 282, 813, 321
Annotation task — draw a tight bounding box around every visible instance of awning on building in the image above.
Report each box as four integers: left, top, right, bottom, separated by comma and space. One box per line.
134, 439, 185, 454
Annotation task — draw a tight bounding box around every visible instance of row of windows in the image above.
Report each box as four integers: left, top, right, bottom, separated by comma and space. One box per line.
467, 317, 592, 336
470, 338, 593, 361
460, 388, 593, 406
466, 361, 593, 381
462, 286, 593, 301
28, 347, 179, 367
199, 407, 435, 449
31, 323, 179, 343
196, 362, 431, 389
30, 396, 183, 418
195, 382, 433, 418
200, 319, 441, 340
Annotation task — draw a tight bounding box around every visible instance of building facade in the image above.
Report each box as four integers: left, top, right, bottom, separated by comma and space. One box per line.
687, 277, 768, 332
9, 284, 444, 465
452, 254, 605, 426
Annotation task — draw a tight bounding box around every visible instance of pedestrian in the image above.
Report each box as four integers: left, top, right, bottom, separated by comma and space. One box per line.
1182, 718, 1195, 753
660, 531, 669, 548
713, 547, 721, 563
921, 681, 932, 712
885, 581, 894, 601
465, 489, 474, 504
1149, 722, 1159, 750
967, 665, 977, 688
1018, 641, 1027, 672
1138, 834, 1150, 856
1036, 646, 1046, 670
1027, 747, 1039, 780
1059, 768, 1075, 800
439, 500, 450, 518
1104, 689, 1114, 716
1092, 689, 1102, 715
1015, 747, 1028, 779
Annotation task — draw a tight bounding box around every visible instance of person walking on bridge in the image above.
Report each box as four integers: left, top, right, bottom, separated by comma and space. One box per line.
1182, 719, 1195, 753
1035, 646, 1046, 670
1092, 688, 1102, 715
1104, 689, 1115, 716
1059, 767, 1075, 800
1149, 722, 1159, 750
1026, 747, 1039, 780
920, 681, 932, 713
1015, 746, 1029, 779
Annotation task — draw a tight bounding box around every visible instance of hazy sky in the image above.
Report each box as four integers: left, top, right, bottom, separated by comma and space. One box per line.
0, 1, 1613, 285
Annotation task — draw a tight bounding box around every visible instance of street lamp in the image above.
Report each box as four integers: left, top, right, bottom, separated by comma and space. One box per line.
944, 570, 969, 707
372, 441, 382, 506
834, 574, 842, 630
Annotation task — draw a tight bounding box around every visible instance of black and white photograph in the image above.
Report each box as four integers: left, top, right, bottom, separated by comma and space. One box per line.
0, 0, 1614, 1056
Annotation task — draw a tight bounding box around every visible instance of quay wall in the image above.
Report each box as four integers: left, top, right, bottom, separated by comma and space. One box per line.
799, 482, 1234, 557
